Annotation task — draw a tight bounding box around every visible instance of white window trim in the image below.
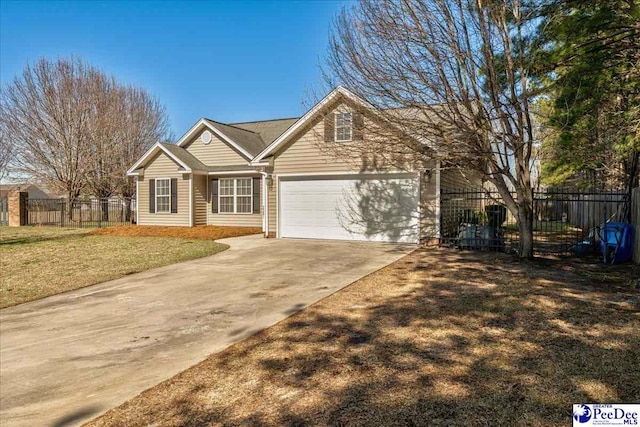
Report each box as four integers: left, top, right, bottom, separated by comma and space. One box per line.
155, 178, 172, 214
217, 177, 253, 215
334, 112, 353, 142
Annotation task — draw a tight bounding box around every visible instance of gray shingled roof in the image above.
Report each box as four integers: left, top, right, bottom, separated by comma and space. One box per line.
230, 117, 299, 146
160, 143, 209, 171
160, 144, 258, 173
204, 119, 267, 158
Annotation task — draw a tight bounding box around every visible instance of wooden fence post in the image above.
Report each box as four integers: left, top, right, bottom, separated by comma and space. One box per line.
8, 191, 28, 226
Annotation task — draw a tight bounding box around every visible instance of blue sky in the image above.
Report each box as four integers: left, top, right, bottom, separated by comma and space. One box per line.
0, 0, 347, 137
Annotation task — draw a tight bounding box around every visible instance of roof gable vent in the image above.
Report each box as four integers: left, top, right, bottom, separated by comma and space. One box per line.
201, 130, 212, 144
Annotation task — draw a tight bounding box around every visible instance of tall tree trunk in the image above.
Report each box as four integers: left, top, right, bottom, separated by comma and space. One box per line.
517, 202, 534, 259
624, 150, 639, 222
124, 196, 133, 223
66, 191, 76, 223
101, 199, 109, 222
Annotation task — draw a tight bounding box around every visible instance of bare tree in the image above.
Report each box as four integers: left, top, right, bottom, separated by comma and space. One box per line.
83, 72, 121, 202
1, 58, 94, 209
325, 0, 540, 258
1, 57, 169, 221
104, 85, 170, 221
0, 120, 13, 182
112, 86, 170, 200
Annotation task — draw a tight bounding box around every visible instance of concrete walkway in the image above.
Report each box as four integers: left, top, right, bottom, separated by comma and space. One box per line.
0, 235, 413, 427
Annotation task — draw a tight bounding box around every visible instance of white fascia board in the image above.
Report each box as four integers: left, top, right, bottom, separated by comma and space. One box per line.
207, 170, 260, 176
253, 87, 353, 162
176, 118, 253, 161
254, 86, 440, 161
250, 161, 271, 167
276, 170, 418, 178
127, 142, 193, 175
127, 142, 160, 174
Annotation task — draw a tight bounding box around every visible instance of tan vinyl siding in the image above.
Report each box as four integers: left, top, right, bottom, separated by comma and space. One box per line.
137, 152, 190, 226
193, 175, 207, 226
208, 213, 262, 227
273, 119, 358, 174
440, 168, 483, 190
269, 101, 428, 238
207, 175, 263, 228
273, 103, 420, 175
183, 129, 249, 166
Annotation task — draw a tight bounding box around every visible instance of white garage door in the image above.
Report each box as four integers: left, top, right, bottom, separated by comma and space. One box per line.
279, 173, 419, 243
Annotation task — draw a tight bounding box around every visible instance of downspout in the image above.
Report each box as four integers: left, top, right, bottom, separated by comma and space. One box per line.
260, 171, 269, 237
135, 177, 139, 225
188, 174, 193, 227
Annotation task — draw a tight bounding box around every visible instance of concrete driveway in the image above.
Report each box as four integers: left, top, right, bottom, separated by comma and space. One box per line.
0, 235, 413, 427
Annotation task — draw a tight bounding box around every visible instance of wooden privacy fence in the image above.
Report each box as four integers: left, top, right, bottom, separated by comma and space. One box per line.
0, 198, 7, 225
27, 198, 136, 228
538, 190, 627, 230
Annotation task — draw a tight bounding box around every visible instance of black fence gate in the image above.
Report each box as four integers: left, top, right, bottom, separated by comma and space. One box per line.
440, 188, 628, 254
27, 197, 136, 228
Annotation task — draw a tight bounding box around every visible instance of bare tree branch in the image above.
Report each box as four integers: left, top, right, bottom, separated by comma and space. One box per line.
0, 57, 170, 213
323, 0, 540, 258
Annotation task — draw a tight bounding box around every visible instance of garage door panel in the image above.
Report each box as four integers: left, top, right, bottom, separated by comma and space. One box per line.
279, 175, 419, 243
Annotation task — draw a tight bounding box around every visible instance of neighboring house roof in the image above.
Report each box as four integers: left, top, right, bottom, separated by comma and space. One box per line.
0, 184, 53, 199
230, 118, 299, 146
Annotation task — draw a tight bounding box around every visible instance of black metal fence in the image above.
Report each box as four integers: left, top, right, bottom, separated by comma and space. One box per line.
27, 197, 136, 228
0, 198, 7, 225
440, 188, 629, 254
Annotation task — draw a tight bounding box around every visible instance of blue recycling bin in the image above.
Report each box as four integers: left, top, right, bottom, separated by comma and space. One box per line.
599, 222, 635, 264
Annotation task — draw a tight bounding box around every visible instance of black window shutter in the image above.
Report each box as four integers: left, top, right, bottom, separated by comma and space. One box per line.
149, 179, 155, 213
353, 112, 364, 141
170, 178, 178, 213
252, 177, 260, 214
324, 113, 335, 142
211, 179, 219, 213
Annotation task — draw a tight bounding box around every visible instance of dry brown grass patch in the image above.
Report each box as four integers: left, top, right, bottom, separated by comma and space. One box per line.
91, 225, 262, 240
88, 250, 640, 427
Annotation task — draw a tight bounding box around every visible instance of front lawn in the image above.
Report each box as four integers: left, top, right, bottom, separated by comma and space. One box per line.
0, 226, 242, 308
88, 249, 639, 427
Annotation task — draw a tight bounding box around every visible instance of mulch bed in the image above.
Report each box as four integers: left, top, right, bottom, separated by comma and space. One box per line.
87, 249, 639, 427
91, 225, 262, 240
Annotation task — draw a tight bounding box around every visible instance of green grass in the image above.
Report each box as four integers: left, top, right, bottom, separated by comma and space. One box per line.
0, 226, 228, 309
